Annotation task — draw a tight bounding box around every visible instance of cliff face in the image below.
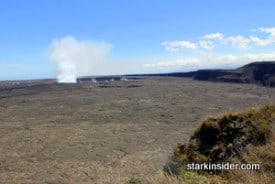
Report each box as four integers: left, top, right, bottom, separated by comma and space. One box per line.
193, 61, 275, 87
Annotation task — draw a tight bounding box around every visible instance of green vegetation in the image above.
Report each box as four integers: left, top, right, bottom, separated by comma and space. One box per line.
164, 105, 275, 183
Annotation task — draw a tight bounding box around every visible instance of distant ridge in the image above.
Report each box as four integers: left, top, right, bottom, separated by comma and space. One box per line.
75, 61, 275, 87
193, 61, 275, 87
126, 61, 275, 87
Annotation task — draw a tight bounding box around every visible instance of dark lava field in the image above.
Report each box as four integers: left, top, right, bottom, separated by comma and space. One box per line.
0, 77, 274, 183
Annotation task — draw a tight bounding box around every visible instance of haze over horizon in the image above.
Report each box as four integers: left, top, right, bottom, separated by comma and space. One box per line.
1, 0, 275, 81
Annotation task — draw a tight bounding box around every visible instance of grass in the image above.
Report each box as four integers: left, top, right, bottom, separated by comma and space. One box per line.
161, 105, 275, 184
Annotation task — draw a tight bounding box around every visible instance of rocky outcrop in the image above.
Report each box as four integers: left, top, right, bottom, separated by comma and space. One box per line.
164, 105, 275, 175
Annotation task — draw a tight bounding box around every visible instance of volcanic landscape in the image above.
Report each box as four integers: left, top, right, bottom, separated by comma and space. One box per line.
0, 77, 275, 183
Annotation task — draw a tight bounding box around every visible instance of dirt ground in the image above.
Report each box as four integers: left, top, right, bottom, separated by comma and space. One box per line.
0, 77, 274, 183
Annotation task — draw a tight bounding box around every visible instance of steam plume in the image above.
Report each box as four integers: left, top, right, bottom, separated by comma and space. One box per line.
49, 36, 111, 83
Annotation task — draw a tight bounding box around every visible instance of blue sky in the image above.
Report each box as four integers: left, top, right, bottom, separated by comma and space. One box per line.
1, 0, 275, 80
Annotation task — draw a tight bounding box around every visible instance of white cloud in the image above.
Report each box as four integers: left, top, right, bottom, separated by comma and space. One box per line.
144, 52, 275, 71
144, 58, 201, 68
203, 32, 224, 40
258, 27, 275, 37
225, 35, 251, 50
249, 27, 275, 46
162, 27, 275, 52
162, 40, 197, 51
249, 36, 270, 46
198, 40, 215, 50
156, 27, 275, 74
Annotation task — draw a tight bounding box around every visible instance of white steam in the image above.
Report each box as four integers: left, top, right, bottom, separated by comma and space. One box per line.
49, 36, 111, 83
